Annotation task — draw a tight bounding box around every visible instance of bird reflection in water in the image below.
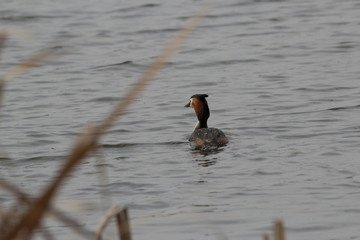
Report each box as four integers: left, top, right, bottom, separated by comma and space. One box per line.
191, 147, 225, 167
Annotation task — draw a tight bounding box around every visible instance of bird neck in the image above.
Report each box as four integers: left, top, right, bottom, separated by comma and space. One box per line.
193, 100, 209, 129
194, 120, 208, 130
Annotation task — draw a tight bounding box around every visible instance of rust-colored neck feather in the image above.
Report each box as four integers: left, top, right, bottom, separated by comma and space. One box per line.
192, 97, 210, 129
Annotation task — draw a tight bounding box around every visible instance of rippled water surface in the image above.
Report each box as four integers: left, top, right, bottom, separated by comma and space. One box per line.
1, 0, 360, 239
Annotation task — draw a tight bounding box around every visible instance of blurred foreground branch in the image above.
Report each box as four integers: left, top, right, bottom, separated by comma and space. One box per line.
0, 30, 56, 110
0, 1, 210, 239
0, 178, 93, 239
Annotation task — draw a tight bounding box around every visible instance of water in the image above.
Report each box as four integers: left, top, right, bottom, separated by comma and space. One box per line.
1, 0, 360, 239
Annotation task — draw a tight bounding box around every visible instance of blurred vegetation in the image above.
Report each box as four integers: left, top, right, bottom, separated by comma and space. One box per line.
0, 1, 287, 240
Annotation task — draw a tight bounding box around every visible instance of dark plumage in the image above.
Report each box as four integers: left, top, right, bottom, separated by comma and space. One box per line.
189, 128, 228, 148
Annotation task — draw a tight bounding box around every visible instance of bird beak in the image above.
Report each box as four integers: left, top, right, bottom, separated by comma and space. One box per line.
184, 101, 190, 107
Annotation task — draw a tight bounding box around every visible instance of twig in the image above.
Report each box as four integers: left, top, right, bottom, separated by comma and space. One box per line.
0, 31, 7, 109
0, 33, 55, 111
0, 30, 7, 61
1, 48, 56, 82
0, 123, 97, 240
116, 207, 131, 240
94, 206, 131, 240
0, 178, 94, 239
93, 148, 112, 210
262, 232, 270, 240
274, 219, 285, 240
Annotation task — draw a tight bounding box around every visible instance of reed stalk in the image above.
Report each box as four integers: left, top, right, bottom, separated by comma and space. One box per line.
94, 206, 131, 240
0, 1, 210, 239
0, 177, 93, 239
274, 219, 285, 240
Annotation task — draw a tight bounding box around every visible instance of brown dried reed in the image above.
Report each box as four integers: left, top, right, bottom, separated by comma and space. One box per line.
263, 219, 286, 240
0, 1, 210, 239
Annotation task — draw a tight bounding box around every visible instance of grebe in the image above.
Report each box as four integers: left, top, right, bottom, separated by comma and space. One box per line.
185, 94, 228, 149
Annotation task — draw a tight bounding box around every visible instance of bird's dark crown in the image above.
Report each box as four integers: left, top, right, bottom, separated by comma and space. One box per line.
190, 94, 208, 99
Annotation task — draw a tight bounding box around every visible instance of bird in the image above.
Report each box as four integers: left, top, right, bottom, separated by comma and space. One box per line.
184, 94, 228, 149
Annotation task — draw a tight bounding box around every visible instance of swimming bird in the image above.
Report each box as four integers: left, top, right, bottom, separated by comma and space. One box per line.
185, 94, 228, 149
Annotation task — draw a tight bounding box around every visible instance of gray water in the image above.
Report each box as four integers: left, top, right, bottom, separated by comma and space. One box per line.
1, 0, 360, 239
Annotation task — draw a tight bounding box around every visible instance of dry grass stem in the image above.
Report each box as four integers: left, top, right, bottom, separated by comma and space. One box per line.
94, 206, 120, 240
0, 178, 28, 204
0, 178, 94, 239
262, 232, 270, 240
0, 31, 8, 108
0, 31, 7, 60
2, 123, 97, 240
0, 35, 56, 109
1, 48, 56, 82
0, 27, 31, 41
94, 149, 112, 210
94, 206, 131, 240
274, 219, 285, 240
0, 78, 4, 109
115, 207, 131, 240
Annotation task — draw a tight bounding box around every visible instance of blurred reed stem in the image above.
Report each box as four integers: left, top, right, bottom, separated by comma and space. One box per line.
263, 219, 286, 240
274, 219, 285, 240
0, 1, 210, 239
94, 206, 131, 240
0, 178, 93, 239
